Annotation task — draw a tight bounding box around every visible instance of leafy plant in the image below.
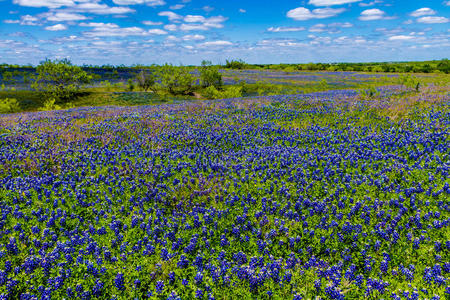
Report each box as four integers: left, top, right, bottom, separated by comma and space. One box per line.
157, 64, 195, 95
199, 60, 222, 88
38, 98, 61, 111
136, 70, 157, 92
0, 97, 20, 113
31, 58, 92, 102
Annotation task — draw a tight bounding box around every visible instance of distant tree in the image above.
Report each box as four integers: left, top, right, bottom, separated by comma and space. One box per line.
32, 58, 92, 102
225, 59, 246, 69
158, 64, 195, 95
437, 59, 449, 74
136, 69, 157, 91
199, 60, 222, 88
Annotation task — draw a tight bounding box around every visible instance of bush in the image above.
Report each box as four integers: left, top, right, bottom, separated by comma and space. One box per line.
202, 86, 242, 99
158, 64, 195, 95
31, 58, 92, 102
136, 70, 156, 91
199, 61, 222, 88
0, 97, 20, 113
38, 98, 62, 111
225, 59, 246, 69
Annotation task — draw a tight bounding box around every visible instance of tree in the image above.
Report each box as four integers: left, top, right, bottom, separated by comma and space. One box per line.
199, 60, 222, 88
225, 59, 246, 69
437, 59, 449, 74
31, 58, 92, 102
136, 69, 157, 91
158, 64, 195, 95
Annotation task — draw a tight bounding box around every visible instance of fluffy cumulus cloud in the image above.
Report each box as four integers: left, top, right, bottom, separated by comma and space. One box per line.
417, 16, 449, 24
142, 21, 163, 25
309, 22, 353, 33
308, 0, 361, 6
267, 26, 305, 32
45, 23, 67, 31
169, 4, 184, 10
287, 7, 345, 20
182, 34, 205, 41
388, 35, 414, 41
43, 12, 87, 21
198, 40, 232, 47
359, 8, 386, 21
4, 14, 40, 25
13, 0, 74, 8
72, 2, 134, 14
80, 22, 167, 37
410, 8, 436, 17
112, 0, 165, 6
158, 11, 182, 21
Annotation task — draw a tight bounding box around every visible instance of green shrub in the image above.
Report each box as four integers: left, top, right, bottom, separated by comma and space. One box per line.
38, 98, 61, 111
136, 70, 156, 91
200, 60, 222, 88
157, 64, 195, 95
0, 97, 20, 113
202, 86, 242, 99
31, 58, 92, 102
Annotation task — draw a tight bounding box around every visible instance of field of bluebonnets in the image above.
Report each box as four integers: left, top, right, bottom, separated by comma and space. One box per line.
0, 71, 449, 300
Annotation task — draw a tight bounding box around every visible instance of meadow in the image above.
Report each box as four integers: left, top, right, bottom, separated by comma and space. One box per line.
0, 68, 449, 299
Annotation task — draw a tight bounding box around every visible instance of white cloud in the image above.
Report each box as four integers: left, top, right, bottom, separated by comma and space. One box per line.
308, 0, 361, 6
359, 8, 386, 21
202, 5, 214, 12
44, 12, 87, 21
388, 35, 414, 41
180, 23, 208, 31
309, 24, 327, 32
4, 19, 20, 24
267, 26, 305, 32
45, 23, 67, 31
17, 14, 40, 25
198, 40, 232, 47
158, 11, 182, 21
445, 1, 450, 6
417, 16, 449, 23
13, 0, 74, 8
184, 15, 205, 23
143, 20, 163, 25
81, 22, 165, 37
410, 8, 436, 17
182, 34, 205, 41
148, 28, 167, 35
164, 24, 178, 31
287, 7, 345, 20
239, 8, 246, 13
112, 0, 165, 6
169, 4, 184, 9
359, 0, 382, 7
71, 3, 135, 14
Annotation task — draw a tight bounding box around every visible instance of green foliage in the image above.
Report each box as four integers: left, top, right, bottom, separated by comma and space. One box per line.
127, 78, 135, 91
136, 70, 157, 91
358, 87, 380, 99
398, 74, 421, 91
225, 59, 246, 69
31, 58, 92, 102
436, 59, 449, 74
157, 64, 195, 95
199, 60, 222, 88
38, 98, 61, 111
0, 97, 20, 113
1, 71, 13, 83
202, 86, 242, 99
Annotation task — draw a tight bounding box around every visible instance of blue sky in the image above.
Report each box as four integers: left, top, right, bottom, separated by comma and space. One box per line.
0, 0, 449, 65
